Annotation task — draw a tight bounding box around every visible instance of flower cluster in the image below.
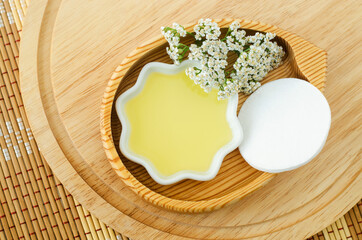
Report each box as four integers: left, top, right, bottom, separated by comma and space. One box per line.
161, 19, 285, 99
194, 18, 221, 40
161, 23, 187, 65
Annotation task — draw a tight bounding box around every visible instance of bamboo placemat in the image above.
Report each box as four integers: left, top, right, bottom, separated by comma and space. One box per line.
0, 0, 359, 239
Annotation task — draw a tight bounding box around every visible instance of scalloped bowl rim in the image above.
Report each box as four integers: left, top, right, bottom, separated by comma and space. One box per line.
115, 60, 243, 185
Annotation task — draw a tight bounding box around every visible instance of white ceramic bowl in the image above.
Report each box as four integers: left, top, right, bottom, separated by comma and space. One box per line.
115, 60, 243, 185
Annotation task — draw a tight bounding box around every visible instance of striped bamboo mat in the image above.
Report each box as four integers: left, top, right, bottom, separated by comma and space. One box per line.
0, 0, 359, 239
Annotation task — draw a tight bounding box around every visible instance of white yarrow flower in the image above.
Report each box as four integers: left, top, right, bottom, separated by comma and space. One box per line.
162, 19, 285, 99
172, 22, 187, 37
194, 18, 221, 40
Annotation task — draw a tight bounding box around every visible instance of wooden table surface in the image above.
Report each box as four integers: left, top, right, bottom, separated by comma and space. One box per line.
19, 0, 362, 239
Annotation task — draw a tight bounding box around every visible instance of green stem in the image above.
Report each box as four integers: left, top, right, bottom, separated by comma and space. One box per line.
162, 27, 175, 32
221, 28, 232, 41
180, 46, 189, 58
186, 31, 195, 37
194, 67, 202, 75
177, 44, 189, 62
178, 43, 189, 48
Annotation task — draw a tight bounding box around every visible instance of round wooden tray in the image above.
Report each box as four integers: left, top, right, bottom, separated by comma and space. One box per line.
101, 19, 327, 213
19, 0, 362, 239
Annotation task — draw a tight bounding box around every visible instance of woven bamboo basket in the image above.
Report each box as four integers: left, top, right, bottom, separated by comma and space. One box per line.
100, 19, 328, 213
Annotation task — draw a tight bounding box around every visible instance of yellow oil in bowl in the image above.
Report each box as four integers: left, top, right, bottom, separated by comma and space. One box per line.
124, 70, 232, 177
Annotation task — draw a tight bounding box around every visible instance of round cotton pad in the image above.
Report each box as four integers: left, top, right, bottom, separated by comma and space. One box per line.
238, 78, 331, 173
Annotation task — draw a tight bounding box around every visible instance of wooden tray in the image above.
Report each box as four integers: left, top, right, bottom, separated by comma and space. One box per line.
101, 19, 327, 213
19, 0, 362, 239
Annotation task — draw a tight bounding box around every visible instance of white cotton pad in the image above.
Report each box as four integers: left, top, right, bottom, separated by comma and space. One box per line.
238, 78, 331, 173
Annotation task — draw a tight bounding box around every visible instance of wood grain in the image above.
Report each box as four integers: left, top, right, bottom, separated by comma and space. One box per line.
19, 0, 362, 239
100, 19, 327, 213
